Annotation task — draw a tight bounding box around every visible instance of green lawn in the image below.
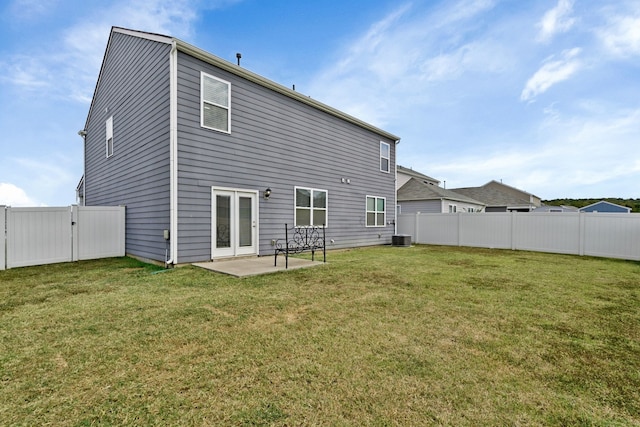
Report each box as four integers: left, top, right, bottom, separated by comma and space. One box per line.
1, 245, 639, 426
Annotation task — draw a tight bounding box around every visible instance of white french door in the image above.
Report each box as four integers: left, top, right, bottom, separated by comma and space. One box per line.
212, 189, 258, 258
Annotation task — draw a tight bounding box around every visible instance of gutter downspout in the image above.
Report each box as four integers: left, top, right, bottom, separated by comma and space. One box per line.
167, 40, 179, 266
394, 139, 400, 236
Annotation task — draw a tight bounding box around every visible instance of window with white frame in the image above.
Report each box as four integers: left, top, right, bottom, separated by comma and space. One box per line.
105, 116, 113, 158
366, 196, 385, 227
295, 187, 327, 227
449, 204, 457, 213
201, 72, 230, 133
380, 141, 390, 173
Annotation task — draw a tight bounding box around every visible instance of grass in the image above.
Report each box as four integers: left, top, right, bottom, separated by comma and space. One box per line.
0, 245, 639, 426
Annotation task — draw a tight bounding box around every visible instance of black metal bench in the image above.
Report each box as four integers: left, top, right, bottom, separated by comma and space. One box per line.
274, 224, 326, 269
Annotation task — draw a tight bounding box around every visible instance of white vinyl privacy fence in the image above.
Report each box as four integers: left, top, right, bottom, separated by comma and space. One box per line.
398, 212, 640, 261
1, 205, 125, 270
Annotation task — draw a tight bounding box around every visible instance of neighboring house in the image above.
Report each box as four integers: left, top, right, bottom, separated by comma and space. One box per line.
452, 180, 541, 212
397, 177, 485, 214
397, 165, 440, 189
580, 201, 631, 213
533, 205, 579, 213
78, 27, 400, 265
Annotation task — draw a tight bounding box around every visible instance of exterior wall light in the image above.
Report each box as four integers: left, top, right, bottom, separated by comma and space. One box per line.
264, 187, 271, 199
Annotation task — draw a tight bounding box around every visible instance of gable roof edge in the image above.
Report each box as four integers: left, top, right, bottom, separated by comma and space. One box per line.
174, 38, 400, 142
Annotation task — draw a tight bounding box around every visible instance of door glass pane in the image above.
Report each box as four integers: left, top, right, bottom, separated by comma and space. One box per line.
238, 196, 252, 247
216, 195, 231, 248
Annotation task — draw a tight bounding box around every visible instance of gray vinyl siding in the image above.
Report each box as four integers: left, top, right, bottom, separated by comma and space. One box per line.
84, 32, 171, 262
175, 52, 397, 263
398, 201, 442, 214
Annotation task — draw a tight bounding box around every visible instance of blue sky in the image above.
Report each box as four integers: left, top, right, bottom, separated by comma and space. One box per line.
1, 0, 639, 206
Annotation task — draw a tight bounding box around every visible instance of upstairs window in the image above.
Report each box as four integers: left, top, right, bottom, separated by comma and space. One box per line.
366, 196, 386, 227
105, 116, 113, 158
295, 187, 327, 227
201, 72, 231, 133
380, 141, 390, 173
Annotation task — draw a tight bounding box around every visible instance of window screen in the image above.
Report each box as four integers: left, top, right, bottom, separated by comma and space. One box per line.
201, 73, 230, 133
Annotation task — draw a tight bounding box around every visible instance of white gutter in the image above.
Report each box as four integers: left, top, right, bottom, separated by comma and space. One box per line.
168, 40, 179, 265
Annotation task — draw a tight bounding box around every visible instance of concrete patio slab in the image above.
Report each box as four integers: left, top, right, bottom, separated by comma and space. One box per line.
193, 256, 325, 277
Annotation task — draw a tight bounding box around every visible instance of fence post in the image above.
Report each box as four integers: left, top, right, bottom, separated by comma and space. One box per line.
71, 205, 79, 262
457, 212, 461, 246
414, 212, 420, 244
511, 211, 516, 250
579, 212, 585, 256
0, 206, 5, 270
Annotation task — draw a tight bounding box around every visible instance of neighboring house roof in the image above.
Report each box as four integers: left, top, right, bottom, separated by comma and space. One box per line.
398, 178, 485, 205
579, 201, 631, 213
84, 27, 401, 144
397, 165, 440, 186
452, 180, 540, 210
534, 205, 579, 212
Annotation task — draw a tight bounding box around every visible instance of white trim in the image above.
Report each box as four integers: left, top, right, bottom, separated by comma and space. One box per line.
380, 141, 390, 173
294, 186, 328, 227
169, 41, 179, 264
113, 27, 173, 44
366, 195, 386, 227
200, 72, 231, 134
394, 158, 398, 234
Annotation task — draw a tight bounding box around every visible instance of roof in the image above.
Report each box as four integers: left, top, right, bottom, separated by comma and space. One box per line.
397, 166, 439, 185
398, 178, 485, 205
452, 180, 538, 209
534, 205, 579, 212
84, 27, 401, 143
579, 200, 631, 213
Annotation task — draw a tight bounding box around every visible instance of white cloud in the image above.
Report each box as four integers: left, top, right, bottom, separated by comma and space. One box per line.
520, 47, 582, 101
537, 0, 576, 42
0, 183, 40, 207
0, 55, 52, 89
1, 0, 205, 103
7, 0, 58, 21
598, 14, 640, 57
425, 108, 640, 198
307, 0, 505, 126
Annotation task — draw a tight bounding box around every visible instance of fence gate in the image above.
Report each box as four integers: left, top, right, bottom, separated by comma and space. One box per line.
1, 205, 125, 270
6, 207, 73, 269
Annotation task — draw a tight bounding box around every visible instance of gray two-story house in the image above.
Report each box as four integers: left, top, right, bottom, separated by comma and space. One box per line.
78, 27, 400, 265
